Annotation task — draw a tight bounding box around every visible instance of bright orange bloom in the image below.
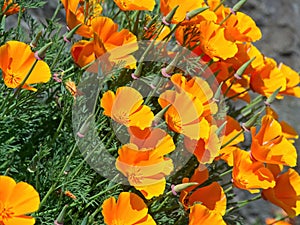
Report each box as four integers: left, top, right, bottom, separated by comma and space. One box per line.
189, 204, 226, 225
114, 0, 155, 11
266, 107, 299, 143
232, 149, 275, 193
101, 87, 154, 130
265, 218, 292, 225
251, 115, 297, 167
250, 57, 286, 98
0, 176, 40, 225
218, 116, 245, 166
61, 0, 103, 38
0, 41, 51, 91
160, 0, 205, 24
2, 0, 20, 16
223, 12, 262, 42
71, 16, 138, 68
176, 21, 238, 60
158, 74, 216, 140
278, 63, 300, 98
116, 128, 175, 199
184, 125, 221, 164
179, 166, 227, 216
102, 192, 156, 225
262, 169, 300, 217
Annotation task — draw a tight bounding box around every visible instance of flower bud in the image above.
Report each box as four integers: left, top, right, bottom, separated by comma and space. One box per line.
186, 6, 209, 20
64, 24, 82, 43
34, 42, 52, 60
162, 5, 179, 25
264, 87, 282, 106
54, 205, 68, 225
234, 57, 255, 79
30, 31, 43, 48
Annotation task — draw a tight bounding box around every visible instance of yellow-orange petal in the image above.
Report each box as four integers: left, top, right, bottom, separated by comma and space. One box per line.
6, 182, 40, 216
114, 0, 155, 11
0, 176, 16, 203
189, 204, 226, 225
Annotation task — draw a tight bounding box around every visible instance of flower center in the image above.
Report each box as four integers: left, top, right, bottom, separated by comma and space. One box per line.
0, 202, 14, 222
113, 110, 130, 125
128, 167, 144, 185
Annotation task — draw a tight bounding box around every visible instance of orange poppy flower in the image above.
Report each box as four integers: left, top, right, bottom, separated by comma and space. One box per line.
61, 0, 102, 38
116, 128, 175, 199
189, 204, 226, 225
223, 12, 262, 43
179, 166, 227, 216
0, 41, 51, 91
218, 116, 245, 166
160, 0, 205, 24
278, 63, 300, 98
114, 0, 155, 11
266, 107, 299, 143
251, 115, 297, 167
101, 87, 154, 130
71, 16, 138, 68
158, 74, 216, 140
184, 125, 221, 164
232, 148, 275, 193
265, 218, 292, 225
2, 0, 20, 16
102, 192, 156, 225
0, 175, 40, 225
250, 57, 286, 98
262, 169, 300, 217
176, 21, 238, 61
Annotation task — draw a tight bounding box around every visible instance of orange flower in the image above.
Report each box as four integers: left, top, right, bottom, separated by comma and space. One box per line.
218, 116, 245, 166
102, 192, 156, 225
176, 21, 238, 60
158, 74, 216, 140
184, 125, 221, 164
101, 87, 154, 130
265, 218, 292, 225
189, 204, 226, 225
278, 63, 300, 98
71, 16, 138, 68
160, 0, 205, 24
114, 0, 155, 11
232, 149, 275, 193
116, 128, 175, 199
266, 107, 299, 143
179, 166, 227, 216
0, 41, 51, 91
262, 169, 300, 217
2, 0, 20, 16
0, 175, 40, 225
251, 115, 297, 167
223, 12, 262, 42
61, 0, 102, 38
250, 57, 286, 98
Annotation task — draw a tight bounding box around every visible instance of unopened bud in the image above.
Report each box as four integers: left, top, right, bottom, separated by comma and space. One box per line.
171, 182, 199, 195
232, 0, 248, 13
186, 6, 209, 20
64, 24, 82, 43
34, 42, 52, 60
54, 205, 68, 225
162, 5, 179, 25
234, 57, 255, 79
264, 87, 282, 106
30, 31, 43, 48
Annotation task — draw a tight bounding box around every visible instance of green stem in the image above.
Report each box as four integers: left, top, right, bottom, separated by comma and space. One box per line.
39, 140, 79, 210
1, 59, 38, 117
50, 41, 66, 70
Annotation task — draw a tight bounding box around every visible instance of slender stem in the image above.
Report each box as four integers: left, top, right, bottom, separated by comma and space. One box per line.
39, 140, 79, 210
50, 41, 66, 70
